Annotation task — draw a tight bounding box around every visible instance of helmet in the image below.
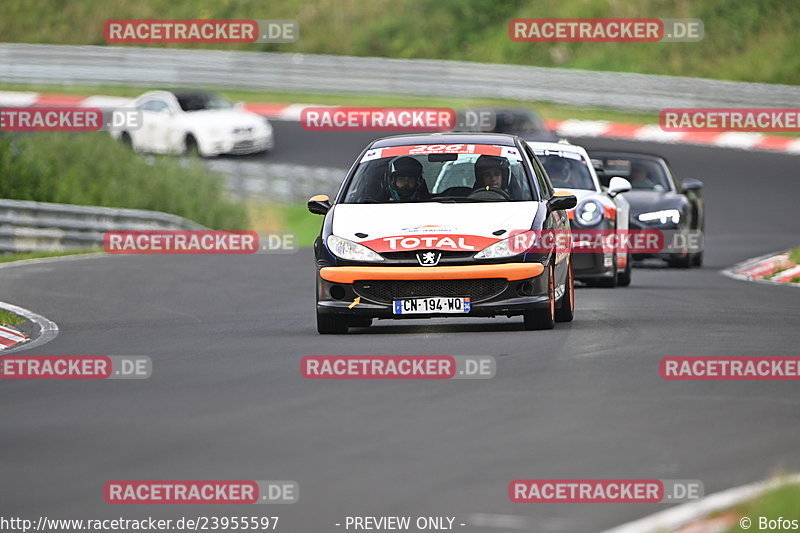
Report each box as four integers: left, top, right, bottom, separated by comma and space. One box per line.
387, 156, 424, 201
543, 157, 572, 183
473, 155, 510, 188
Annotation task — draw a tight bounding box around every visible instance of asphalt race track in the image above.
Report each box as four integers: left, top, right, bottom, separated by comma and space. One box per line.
1, 126, 799, 532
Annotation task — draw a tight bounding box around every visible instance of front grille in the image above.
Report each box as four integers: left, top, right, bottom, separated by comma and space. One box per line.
354, 279, 507, 303
381, 250, 475, 261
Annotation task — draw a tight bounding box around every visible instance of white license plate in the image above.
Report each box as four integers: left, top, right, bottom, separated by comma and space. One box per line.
393, 297, 471, 315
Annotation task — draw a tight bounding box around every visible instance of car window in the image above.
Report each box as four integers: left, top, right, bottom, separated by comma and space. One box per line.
137, 99, 170, 113
596, 156, 671, 192
537, 152, 597, 191
524, 144, 553, 199
176, 93, 233, 112
342, 144, 535, 203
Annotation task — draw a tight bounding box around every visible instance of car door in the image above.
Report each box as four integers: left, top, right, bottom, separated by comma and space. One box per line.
136, 98, 173, 153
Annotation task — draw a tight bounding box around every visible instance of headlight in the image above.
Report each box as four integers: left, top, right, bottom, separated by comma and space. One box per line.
326, 235, 384, 262
574, 199, 603, 226
638, 209, 680, 225
474, 237, 519, 259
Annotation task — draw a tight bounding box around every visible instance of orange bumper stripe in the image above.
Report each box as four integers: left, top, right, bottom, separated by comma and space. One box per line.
320, 263, 544, 284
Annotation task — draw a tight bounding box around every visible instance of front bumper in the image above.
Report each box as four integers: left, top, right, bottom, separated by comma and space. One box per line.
317, 262, 551, 319
572, 251, 617, 280
204, 133, 274, 156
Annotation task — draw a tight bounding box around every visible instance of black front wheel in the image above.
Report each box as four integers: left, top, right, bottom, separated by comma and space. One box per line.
316, 312, 349, 334
617, 253, 632, 287
555, 257, 574, 323
523, 263, 556, 330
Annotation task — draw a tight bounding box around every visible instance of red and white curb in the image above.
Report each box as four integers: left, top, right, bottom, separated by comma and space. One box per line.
545, 118, 800, 154
3, 91, 800, 154
600, 474, 800, 533
723, 250, 800, 287
0, 300, 59, 353
0, 324, 27, 350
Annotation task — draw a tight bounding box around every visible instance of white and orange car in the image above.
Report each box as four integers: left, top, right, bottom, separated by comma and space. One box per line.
307, 133, 578, 334
528, 141, 633, 287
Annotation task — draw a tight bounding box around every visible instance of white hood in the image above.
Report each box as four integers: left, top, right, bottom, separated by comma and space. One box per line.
332, 202, 540, 252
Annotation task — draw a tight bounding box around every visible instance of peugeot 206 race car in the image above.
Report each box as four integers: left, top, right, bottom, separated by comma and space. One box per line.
589, 151, 705, 268
111, 90, 274, 157
529, 141, 633, 287
307, 133, 578, 334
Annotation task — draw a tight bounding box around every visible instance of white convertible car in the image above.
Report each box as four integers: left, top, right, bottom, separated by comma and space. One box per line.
112, 90, 274, 157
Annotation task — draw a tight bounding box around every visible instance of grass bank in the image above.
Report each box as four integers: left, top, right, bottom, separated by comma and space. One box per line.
1, 0, 798, 84
0, 133, 248, 230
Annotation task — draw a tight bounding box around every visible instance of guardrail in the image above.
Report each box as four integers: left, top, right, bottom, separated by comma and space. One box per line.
211, 160, 348, 203
2, 43, 800, 112
0, 198, 205, 253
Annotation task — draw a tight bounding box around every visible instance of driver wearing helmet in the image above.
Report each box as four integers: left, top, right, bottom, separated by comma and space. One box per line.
386, 156, 428, 201
628, 162, 654, 189
542, 157, 575, 188
473, 155, 510, 191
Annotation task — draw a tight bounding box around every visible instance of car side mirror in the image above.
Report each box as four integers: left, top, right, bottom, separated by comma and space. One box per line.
607, 176, 632, 198
547, 193, 577, 211
308, 194, 332, 215
681, 178, 703, 192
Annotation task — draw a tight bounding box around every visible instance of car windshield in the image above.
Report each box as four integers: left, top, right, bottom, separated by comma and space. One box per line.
341, 144, 535, 203
595, 156, 672, 192
537, 152, 597, 191
176, 93, 233, 112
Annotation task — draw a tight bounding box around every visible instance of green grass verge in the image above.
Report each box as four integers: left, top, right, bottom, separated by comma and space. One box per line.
0, 309, 25, 326
0, 132, 248, 230
788, 247, 800, 264
248, 203, 320, 248
0, 249, 99, 263
1, 0, 799, 85
724, 482, 800, 532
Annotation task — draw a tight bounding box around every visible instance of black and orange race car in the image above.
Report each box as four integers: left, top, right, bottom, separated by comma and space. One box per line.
307, 133, 578, 334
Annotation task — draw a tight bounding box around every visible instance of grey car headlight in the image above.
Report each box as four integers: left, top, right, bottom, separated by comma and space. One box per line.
474, 237, 519, 259
327, 235, 384, 262
574, 199, 603, 226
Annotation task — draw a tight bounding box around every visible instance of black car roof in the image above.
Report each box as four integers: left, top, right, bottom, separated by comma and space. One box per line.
588, 150, 666, 162
171, 90, 217, 98
370, 132, 519, 148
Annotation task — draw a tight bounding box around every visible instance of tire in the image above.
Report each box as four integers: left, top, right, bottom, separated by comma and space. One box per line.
691, 249, 703, 267
120, 132, 133, 150
184, 135, 201, 157
317, 312, 349, 334
555, 257, 574, 323
523, 263, 556, 330
668, 252, 692, 268
617, 253, 632, 287
592, 253, 618, 288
